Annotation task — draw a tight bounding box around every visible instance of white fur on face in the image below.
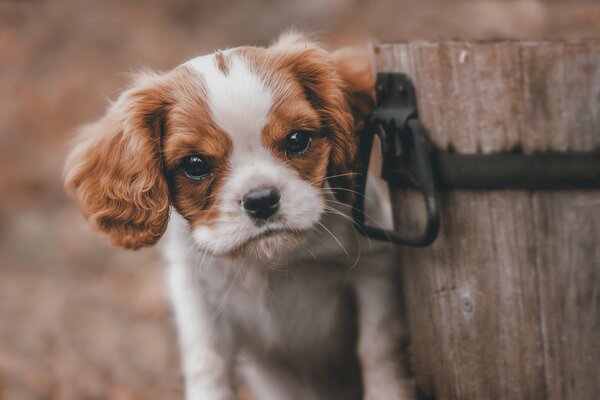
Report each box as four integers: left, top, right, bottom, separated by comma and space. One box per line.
184, 52, 325, 258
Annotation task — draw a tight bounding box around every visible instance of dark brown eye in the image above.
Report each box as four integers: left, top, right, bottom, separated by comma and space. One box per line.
180, 155, 211, 180
285, 131, 312, 157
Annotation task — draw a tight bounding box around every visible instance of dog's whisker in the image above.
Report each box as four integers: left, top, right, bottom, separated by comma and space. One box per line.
321, 186, 369, 200
254, 266, 277, 301
323, 198, 393, 247
308, 224, 329, 246
310, 172, 360, 185
238, 258, 245, 284
323, 207, 363, 267
323, 202, 377, 250
315, 220, 350, 258
194, 248, 210, 282
215, 275, 235, 316
300, 243, 317, 260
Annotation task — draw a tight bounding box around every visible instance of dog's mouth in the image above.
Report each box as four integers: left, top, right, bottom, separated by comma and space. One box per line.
229, 225, 309, 258
244, 226, 296, 244
253, 227, 283, 239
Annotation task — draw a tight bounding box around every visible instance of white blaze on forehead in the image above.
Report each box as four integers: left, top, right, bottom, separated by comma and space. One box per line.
184, 52, 273, 142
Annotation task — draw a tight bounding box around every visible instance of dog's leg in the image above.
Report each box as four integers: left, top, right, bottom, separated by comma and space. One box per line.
354, 259, 415, 400
168, 261, 235, 400
240, 361, 297, 400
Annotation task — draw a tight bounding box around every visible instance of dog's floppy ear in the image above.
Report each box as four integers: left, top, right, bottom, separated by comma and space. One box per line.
271, 33, 375, 203
331, 46, 376, 126
64, 72, 172, 249
329, 46, 376, 202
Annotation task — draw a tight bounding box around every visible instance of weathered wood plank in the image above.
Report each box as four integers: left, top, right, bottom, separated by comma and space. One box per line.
373, 40, 600, 400
373, 40, 600, 153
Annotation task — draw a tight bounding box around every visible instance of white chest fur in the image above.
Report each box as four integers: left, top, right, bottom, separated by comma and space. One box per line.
160, 190, 408, 400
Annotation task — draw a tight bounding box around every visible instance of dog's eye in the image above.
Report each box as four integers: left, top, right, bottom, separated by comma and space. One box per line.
285, 131, 312, 157
180, 155, 212, 180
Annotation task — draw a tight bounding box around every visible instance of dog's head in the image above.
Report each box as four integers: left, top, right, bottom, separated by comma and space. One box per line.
64, 33, 375, 259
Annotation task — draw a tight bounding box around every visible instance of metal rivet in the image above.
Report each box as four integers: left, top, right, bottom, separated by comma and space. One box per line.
460, 296, 474, 314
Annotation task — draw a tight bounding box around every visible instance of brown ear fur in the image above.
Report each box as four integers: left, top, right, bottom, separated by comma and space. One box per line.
272, 33, 375, 203
331, 46, 376, 124
64, 72, 172, 249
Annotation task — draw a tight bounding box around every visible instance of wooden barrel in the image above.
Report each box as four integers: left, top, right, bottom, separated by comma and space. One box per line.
372, 40, 600, 400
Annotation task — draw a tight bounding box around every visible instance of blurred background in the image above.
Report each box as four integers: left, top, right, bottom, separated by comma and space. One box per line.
1, 0, 599, 399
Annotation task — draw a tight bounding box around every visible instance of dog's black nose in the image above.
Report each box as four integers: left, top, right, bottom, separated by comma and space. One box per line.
242, 186, 280, 220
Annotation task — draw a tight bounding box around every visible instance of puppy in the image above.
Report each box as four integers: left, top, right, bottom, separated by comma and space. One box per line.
65, 33, 412, 400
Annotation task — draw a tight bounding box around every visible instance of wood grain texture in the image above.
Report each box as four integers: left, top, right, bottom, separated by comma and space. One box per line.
373, 40, 600, 400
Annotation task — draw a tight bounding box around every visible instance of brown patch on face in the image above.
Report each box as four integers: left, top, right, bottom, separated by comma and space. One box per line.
215, 51, 229, 75
162, 66, 233, 229
64, 66, 235, 249
237, 42, 365, 202
258, 75, 331, 187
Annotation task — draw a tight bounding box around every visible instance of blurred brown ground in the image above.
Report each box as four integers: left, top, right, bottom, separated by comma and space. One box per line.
0, 1, 599, 399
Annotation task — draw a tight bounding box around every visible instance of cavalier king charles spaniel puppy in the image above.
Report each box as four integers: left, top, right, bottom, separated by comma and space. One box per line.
65, 32, 412, 400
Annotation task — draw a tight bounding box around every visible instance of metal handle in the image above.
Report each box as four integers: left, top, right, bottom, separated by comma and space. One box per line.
352, 71, 600, 246
352, 73, 440, 247
352, 113, 440, 247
